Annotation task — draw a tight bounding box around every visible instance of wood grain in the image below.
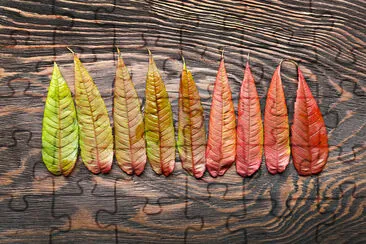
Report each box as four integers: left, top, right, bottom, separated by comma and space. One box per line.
0, 0, 365, 243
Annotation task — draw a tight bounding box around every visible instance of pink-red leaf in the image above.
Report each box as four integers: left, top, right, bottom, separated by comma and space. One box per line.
206, 57, 236, 177
236, 61, 263, 177
291, 67, 329, 175
264, 64, 290, 174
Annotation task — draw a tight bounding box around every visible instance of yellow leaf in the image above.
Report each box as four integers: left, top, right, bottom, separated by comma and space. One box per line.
144, 50, 175, 176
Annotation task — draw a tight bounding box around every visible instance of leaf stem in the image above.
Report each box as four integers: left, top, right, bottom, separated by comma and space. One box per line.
280, 58, 298, 68
66, 47, 75, 55
182, 55, 186, 70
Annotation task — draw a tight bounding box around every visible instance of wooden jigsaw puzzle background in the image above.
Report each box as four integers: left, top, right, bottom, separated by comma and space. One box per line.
0, 0, 365, 243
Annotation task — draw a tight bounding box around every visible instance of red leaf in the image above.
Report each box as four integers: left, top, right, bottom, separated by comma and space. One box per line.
264, 64, 290, 174
236, 61, 263, 177
291, 67, 329, 175
206, 57, 236, 177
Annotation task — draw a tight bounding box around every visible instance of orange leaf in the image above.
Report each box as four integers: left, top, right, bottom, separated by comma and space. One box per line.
236, 61, 263, 177
264, 64, 290, 174
114, 49, 146, 175
177, 58, 206, 178
291, 67, 329, 175
206, 57, 236, 177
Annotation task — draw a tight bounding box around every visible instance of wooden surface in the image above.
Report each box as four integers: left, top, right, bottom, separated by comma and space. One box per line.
0, 0, 365, 243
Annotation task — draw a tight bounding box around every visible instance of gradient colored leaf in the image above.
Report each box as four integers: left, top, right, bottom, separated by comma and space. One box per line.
144, 50, 175, 176
236, 61, 263, 177
206, 56, 236, 177
177, 58, 206, 178
264, 64, 290, 174
114, 49, 146, 175
73, 52, 113, 174
291, 67, 329, 175
42, 62, 78, 176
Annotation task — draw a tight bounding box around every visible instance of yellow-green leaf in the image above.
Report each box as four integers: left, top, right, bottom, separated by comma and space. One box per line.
177, 58, 206, 178
144, 50, 175, 176
73, 53, 113, 174
42, 62, 78, 176
114, 49, 146, 175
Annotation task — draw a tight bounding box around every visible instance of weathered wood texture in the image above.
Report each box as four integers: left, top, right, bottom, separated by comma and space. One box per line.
0, 0, 365, 243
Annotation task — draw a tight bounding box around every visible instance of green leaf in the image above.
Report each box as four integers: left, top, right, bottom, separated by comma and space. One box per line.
42, 62, 78, 176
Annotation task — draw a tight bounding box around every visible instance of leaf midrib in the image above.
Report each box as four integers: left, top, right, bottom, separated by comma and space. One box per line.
117, 66, 134, 170
79, 69, 100, 169
152, 72, 164, 173
55, 78, 63, 175
300, 82, 312, 172
184, 70, 196, 176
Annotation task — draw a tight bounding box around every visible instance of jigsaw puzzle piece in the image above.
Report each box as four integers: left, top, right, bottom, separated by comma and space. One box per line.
110, 164, 188, 209
186, 166, 244, 202
96, 193, 147, 243
97, 177, 203, 243
226, 196, 272, 243
242, 161, 299, 219
0, 72, 47, 149
0, 130, 53, 207
226, 168, 297, 243
316, 181, 364, 243
0, 179, 68, 243
51, 177, 116, 243
184, 181, 246, 243
319, 144, 365, 203
267, 180, 364, 243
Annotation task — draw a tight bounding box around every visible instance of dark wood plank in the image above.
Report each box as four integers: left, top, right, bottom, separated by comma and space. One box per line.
0, 0, 365, 243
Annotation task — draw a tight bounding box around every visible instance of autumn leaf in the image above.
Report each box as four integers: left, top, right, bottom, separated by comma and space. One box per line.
177, 57, 206, 178
72, 51, 113, 174
236, 60, 263, 177
264, 63, 290, 174
144, 50, 175, 176
291, 67, 328, 175
42, 62, 78, 176
206, 54, 236, 177
114, 48, 146, 175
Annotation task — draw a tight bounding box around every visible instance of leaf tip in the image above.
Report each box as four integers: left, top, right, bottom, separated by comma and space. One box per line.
52, 61, 61, 75
147, 48, 154, 64
116, 47, 125, 66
